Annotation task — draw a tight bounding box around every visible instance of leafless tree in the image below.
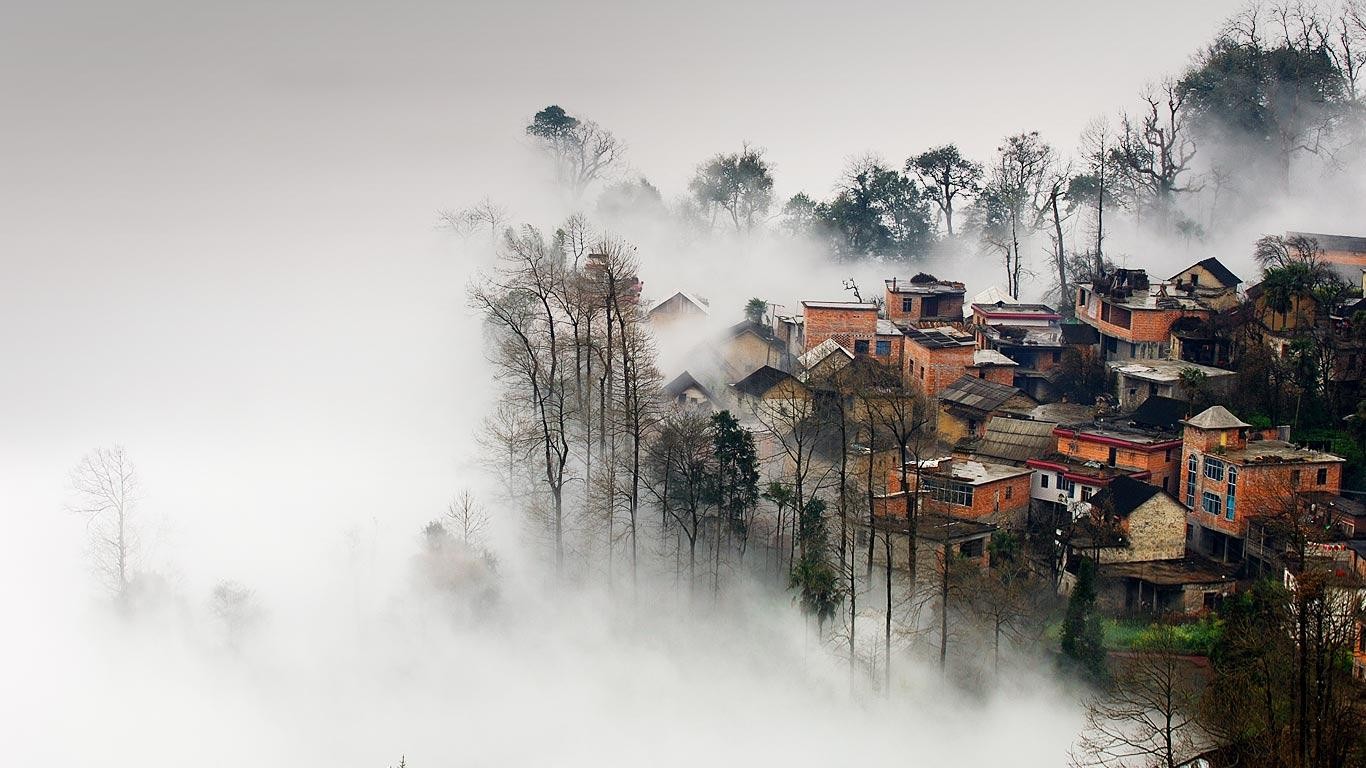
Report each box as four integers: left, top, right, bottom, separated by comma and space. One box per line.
209, 580, 263, 653
1072, 625, 1208, 768
445, 489, 490, 547
1111, 81, 1200, 222
469, 226, 576, 572
68, 446, 139, 602
438, 197, 509, 244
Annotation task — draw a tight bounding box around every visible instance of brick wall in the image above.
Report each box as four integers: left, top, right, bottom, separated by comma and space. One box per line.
967, 364, 1015, 387
905, 341, 974, 397
1055, 430, 1182, 493
803, 305, 877, 351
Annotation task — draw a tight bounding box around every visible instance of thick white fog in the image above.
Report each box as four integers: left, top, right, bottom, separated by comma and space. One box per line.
8, 0, 1349, 765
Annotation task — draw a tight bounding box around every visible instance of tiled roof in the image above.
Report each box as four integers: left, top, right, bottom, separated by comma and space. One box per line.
939, 375, 1023, 413
1183, 405, 1251, 430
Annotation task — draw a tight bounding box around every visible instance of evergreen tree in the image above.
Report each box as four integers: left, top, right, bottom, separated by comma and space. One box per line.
790, 497, 841, 629
1060, 557, 1106, 678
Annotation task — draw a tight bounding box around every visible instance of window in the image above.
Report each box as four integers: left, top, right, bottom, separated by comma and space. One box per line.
854, 339, 870, 354
1005, 486, 1013, 500
1078, 288, 1088, 306
901, 297, 913, 312
924, 476, 974, 507
1203, 491, 1221, 515
1040, 474, 1050, 489
1292, 469, 1302, 484
1081, 487, 1093, 501
1317, 467, 1328, 485
875, 339, 891, 356
1062, 477, 1076, 495
1165, 449, 1173, 461
1204, 457, 1224, 482
922, 297, 940, 317
1107, 447, 1117, 466
1186, 455, 1197, 507
1226, 466, 1237, 520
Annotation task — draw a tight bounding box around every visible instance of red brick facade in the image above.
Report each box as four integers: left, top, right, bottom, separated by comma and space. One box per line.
904, 339, 974, 397
1052, 427, 1183, 494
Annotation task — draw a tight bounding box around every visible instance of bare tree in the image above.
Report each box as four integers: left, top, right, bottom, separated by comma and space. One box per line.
445, 489, 490, 547
469, 227, 576, 572
68, 446, 139, 601
209, 580, 263, 653
1111, 81, 1199, 223
1072, 625, 1208, 768
438, 197, 509, 244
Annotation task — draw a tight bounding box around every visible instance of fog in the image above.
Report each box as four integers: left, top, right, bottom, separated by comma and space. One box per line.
0, 0, 1312, 765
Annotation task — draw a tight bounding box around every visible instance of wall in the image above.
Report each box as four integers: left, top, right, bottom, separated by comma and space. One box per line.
905, 341, 974, 397
803, 306, 877, 350
1055, 430, 1182, 494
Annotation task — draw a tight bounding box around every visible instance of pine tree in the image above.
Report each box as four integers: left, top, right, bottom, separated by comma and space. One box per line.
1060, 557, 1106, 678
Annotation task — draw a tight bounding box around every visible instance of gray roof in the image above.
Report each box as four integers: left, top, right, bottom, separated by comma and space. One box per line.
960, 417, 1057, 463
732, 365, 797, 397
663, 371, 714, 401
1183, 405, 1251, 430
939, 375, 1024, 413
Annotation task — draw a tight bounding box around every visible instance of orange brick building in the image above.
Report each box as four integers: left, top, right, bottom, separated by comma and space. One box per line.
801, 301, 905, 369
903, 326, 976, 396
1075, 268, 1214, 360
1180, 406, 1345, 563
878, 456, 1033, 528
884, 276, 965, 325
1049, 422, 1184, 494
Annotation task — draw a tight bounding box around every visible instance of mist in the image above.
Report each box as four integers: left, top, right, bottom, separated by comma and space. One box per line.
9, 0, 1358, 765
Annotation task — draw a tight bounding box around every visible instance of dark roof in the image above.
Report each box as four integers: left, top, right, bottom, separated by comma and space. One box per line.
731, 365, 796, 397
939, 375, 1023, 413
1060, 322, 1100, 345
957, 417, 1056, 464
663, 371, 714, 401
1129, 395, 1189, 431
1286, 231, 1366, 253
1099, 555, 1238, 586
1088, 475, 1164, 517
1187, 257, 1242, 287
904, 326, 974, 349
871, 510, 997, 542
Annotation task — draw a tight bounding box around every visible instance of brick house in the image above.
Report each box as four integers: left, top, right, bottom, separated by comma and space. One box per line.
663, 371, 718, 411
903, 326, 976, 396
801, 301, 905, 369
863, 509, 997, 573
1179, 405, 1346, 564
1048, 418, 1185, 494
884, 275, 966, 325
1075, 268, 1215, 360
884, 456, 1034, 528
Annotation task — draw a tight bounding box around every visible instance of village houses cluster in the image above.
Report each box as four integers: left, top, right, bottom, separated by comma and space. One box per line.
653, 231, 1366, 679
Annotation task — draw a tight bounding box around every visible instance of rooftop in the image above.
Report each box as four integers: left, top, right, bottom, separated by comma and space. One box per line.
1286, 231, 1366, 254
973, 301, 1062, 318
1109, 359, 1236, 384
939, 375, 1025, 413
876, 318, 901, 336
1183, 405, 1250, 430
917, 456, 1034, 485
957, 417, 1057, 464
1089, 475, 1166, 517
731, 365, 798, 398
648, 291, 709, 315
1028, 453, 1150, 481
980, 324, 1066, 347
972, 349, 1018, 367
1216, 440, 1345, 465
905, 325, 975, 349
1172, 257, 1242, 288
870, 510, 998, 541
1054, 421, 1182, 447
884, 276, 965, 295
1130, 395, 1192, 431
797, 338, 853, 370
801, 300, 878, 311
663, 370, 714, 400
1099, 555, 1239, 587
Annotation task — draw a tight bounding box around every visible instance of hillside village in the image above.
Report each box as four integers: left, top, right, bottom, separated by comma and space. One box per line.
651, 230, 1366, 681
